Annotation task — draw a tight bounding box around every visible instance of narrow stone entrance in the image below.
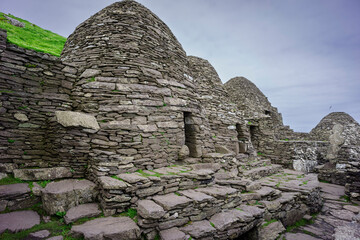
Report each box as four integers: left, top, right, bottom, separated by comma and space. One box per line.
250, 125, 259, 150
236, 123, 247, 153
184, 112, 198, 157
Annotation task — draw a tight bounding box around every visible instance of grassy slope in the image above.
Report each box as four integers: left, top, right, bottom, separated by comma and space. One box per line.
0, 12, 66, 57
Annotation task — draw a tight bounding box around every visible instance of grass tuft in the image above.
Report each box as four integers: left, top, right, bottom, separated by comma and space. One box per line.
262, 219, 278, 228
0, 175, 24, 185
0, 12, 66, 56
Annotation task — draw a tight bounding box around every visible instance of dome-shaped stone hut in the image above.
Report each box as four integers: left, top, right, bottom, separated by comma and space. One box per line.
224, 76, 283, 126
59, 0, 208, 173
310, 112, 360, 161
187, 56, 256, 156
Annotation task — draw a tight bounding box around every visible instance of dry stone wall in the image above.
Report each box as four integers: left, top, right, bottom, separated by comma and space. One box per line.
0, 29, 79, 173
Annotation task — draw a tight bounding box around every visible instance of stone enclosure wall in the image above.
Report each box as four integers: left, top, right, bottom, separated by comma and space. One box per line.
0, 29, 79, 173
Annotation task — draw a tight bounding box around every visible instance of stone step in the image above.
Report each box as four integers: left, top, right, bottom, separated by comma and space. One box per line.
239, 159, 272, 171
70, 216, 140, 240
0, 210, 40, 234
42, 179, 98, 215
13, 167, 73, 181
0, 183, 40, 211
242, 164, 283, 180
158, 205, 264, 240
260, 192, 306, 227
64, 203, 102, 224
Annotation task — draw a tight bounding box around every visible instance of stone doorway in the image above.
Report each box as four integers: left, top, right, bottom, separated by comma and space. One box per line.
236, 123, 247, 153
184, 112, 198, 157
250, 125, 260, 150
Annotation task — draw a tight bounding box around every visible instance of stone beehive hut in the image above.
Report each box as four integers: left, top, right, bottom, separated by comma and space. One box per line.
59, 0, 213, 173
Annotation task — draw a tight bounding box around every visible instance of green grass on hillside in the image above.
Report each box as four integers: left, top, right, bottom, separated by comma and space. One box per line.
0, 12, 66, 56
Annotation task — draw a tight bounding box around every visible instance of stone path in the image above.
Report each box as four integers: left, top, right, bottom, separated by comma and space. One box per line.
285, 182, 360, 240
0, 210, 40, 234
70, 216, 140, 240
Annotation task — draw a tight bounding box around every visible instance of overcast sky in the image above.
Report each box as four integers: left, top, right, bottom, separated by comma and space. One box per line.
1, 0, 359, 132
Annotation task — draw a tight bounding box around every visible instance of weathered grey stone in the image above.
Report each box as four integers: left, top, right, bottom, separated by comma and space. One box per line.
28, 230, 51, 239
209, 211, 240, 231
285, 232, 321, 240
159, 227, 186, 240
0, 210, 40, 233
79, 69, 101, 78
13, 167, 72, 181
159, 218, 189, 230
14, 113, 28, 122
0, 172, 7, 180
153, 193, 192, 211
0, 200, 7, 211
195, 185, 237, 198
82, 81, 115, 90
180, 220, 216, 238
138, 124, 158, 132
42, 179, 98, 215
333, 222, 360, 240
117, 173, 149, 184
215, 144, 232, 154
0, 183, 30, 199
330, 209, 355, 222
237, 205, 265, 218
343, 205, 360, 214
4, 15, 25, 28
47, 236, 63, 240
64, 203, 102, 224
258, 221, 285, 240
136, 186, 163, 197
178, 145, 190, 160
137, 200, 165, 219
18, 123, 40, 128
98, 176, 128, 190
70, 216, 140, 240
55, 111, 100, 130
179, 189, 213, 202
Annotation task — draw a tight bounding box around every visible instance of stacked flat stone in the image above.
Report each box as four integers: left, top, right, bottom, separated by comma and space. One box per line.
0, 183, 40, 211
97, 165, 218, 214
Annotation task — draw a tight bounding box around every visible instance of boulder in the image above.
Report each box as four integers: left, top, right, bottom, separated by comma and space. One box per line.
0, 210, 40, 233
55, 111, 100, 130
13, 167, 72, 181
42, 179, 98, 215
70, 216, 140, 240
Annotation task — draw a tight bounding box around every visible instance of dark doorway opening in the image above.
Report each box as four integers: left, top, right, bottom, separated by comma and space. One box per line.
236, 123, 247, 153
249, 125, 259, 150
184, 112, 197, 157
